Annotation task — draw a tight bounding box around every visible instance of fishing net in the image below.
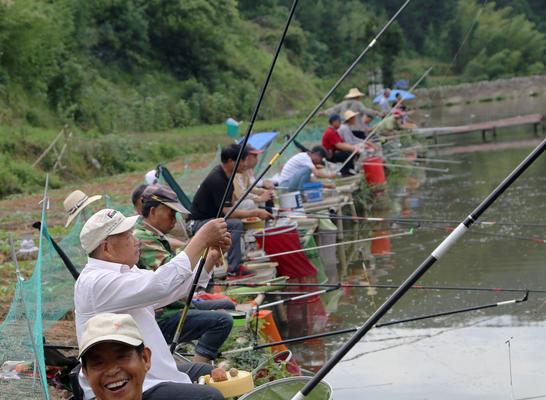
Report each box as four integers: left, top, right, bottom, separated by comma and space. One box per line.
0, 201, 50, 399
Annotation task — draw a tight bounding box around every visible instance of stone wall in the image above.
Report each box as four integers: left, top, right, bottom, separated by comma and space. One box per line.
413, 75, 546, 107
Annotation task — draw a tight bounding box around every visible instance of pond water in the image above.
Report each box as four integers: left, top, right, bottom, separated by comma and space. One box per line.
285, 96, 546, 399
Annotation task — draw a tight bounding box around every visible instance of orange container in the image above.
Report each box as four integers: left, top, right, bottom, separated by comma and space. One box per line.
363, 156, 386, 185
255, 310, 289, 354
371, 229, 392, 255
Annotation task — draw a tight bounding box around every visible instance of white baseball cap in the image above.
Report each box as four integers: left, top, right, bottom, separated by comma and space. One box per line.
79, 313, 143, 359
80, 209, 140, 254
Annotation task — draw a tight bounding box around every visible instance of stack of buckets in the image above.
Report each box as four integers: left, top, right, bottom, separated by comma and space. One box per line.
363, 156, 386, 187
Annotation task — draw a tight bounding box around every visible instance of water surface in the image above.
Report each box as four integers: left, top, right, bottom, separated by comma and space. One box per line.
286, 97, 546, 399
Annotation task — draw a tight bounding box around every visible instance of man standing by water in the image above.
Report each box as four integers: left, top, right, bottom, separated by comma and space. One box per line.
379, 88, 392, 115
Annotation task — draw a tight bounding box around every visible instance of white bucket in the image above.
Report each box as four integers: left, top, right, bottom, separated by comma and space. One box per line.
279, 191, 303, 210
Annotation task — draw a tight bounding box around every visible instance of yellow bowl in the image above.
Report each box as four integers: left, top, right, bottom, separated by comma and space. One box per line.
206, 370, 254, 398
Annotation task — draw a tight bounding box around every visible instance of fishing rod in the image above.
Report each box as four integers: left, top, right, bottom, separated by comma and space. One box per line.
293, 139, 545, 399
246, 230, 413, 261
213, 281, 546, 295
364, 161, 449, 173
222, 291, 528, 355
387, 156, 463, 164
273, 209, 546, 229
32, 221, 80, 281
424, 224, 546, 244
336, 65, 433, 173
254, 286, 340, 310
224, 0, 412, 221
169, 0, 299, 353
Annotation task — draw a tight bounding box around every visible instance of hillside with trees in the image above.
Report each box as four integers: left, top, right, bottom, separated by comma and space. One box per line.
0, 0, 544, 197
0, 0, 544, 132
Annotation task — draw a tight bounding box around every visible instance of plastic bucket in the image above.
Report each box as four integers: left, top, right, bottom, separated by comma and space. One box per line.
279, 191, 303, 210
239, 376, 333, 400
363, 156, 386, 185
254, 224, 317, 278
225, 118, 240, 137
371, 229, 392, 255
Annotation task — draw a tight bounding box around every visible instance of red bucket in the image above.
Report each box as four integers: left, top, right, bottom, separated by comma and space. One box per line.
363, 156, 386, 185
254, 224, 317, 278
371, 229, 392, 255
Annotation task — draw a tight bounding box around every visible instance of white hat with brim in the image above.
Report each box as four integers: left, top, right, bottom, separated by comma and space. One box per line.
343, 110, 360, 122
64, 190, 103, 228
344, 88, 365, 99
78, 313, 143, 359
80, 209, 140, 254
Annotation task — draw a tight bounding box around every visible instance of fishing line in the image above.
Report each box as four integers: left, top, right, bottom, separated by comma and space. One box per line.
506, 336, 515, 400
246, 229, 413, 261
169, 0, 300, 353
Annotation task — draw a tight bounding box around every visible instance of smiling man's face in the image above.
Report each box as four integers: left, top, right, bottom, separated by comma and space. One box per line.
83, 342, 151, 400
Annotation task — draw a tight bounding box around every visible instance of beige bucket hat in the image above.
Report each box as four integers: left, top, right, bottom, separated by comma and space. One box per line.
64, 190, 102, 227
343, 110, 360, 122
344, 88, 365, 99
78, 313, 143, 359
80, 209, 140, 254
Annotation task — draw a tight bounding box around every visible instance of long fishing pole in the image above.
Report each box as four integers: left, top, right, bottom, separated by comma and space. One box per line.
169, 0, 299, 353
222, 291, 528, 355
224, 0, 412, 221
255, 286, 340, 310
387, 156, 463, 164
213, 280, 546, 295
336, 65, 433, 173
246, 229, 412, 261
364, 161, 449, 173
280, 210, 546, 229
293, 139, 545, 399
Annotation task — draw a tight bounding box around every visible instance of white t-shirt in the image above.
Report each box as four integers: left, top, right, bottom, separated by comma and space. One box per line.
279, 152, 314, 182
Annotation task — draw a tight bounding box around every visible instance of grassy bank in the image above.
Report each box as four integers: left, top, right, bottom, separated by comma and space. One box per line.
0, 116, 315, 199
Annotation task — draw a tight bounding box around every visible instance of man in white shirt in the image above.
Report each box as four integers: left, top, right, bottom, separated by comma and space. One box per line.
75, 208, 229, 400
279, 146, 336, 192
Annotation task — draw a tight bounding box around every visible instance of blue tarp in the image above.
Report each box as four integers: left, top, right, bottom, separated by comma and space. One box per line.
236, 131, 278, 150
373, 89, 416, 103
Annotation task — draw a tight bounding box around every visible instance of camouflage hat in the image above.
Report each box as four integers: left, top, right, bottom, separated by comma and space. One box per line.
141, 184, 189, 214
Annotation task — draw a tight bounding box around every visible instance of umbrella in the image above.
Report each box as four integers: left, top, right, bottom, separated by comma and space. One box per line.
373, 89, 415, 104
237, 131, 278, 150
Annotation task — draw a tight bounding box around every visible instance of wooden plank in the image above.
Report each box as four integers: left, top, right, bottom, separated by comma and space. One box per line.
413, 113, 544, 138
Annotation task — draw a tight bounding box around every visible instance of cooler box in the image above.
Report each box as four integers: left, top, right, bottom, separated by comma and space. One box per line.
303, 182, 323, 203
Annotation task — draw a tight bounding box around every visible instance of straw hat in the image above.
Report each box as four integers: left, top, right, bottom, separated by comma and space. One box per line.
344, 88, 365, 99
343, 110, 359, 122
64, 190, 102, 227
